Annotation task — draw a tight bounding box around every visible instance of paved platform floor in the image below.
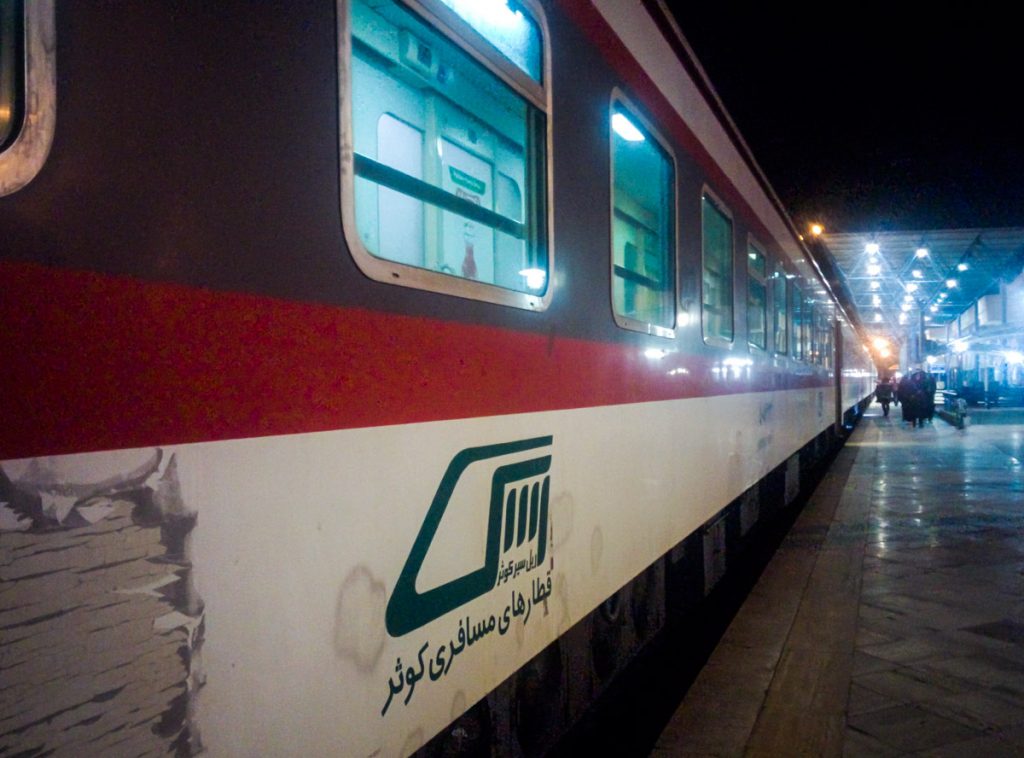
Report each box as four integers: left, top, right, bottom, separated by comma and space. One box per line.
652, 406, 1024, 756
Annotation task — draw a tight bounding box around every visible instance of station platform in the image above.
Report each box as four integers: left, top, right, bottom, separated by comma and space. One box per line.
652, 405, 1024, 756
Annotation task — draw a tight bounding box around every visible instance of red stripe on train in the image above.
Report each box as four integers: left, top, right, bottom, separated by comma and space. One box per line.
0, 262, 822, 459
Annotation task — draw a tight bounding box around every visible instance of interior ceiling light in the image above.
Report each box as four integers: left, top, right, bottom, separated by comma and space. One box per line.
869, 281, 880, 290
930, 305, 939, 312
898, 313, 908, 324
912, 269, 923, 278
901, 303, 912, 312
957, 262, 969, 272
874, 313, 883, 322
866, 243, 880, 255
810, 223, 824, 236
867, 264, 881, 276
612, 112, 646, 142
915, 248, 929, 258
946, 278, 958, 288
906, 282, 919, 293
872, 295, 881, 305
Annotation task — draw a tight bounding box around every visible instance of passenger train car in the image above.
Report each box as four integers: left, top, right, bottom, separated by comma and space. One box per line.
0, 1, 873, 755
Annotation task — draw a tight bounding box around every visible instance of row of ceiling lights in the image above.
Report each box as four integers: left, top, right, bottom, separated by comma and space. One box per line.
810, 225, 970, 328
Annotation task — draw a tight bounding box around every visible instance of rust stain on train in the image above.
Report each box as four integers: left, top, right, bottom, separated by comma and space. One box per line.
334, 564, 388, 671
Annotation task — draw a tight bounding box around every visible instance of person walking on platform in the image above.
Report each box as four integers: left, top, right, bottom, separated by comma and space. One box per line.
875, 376, 894, 417
924, 371, 937, 423
897, 372, 913, 426
899, 369, 928, 427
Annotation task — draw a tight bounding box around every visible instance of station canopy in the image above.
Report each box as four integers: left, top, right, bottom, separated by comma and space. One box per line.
820, 228, 1024, 336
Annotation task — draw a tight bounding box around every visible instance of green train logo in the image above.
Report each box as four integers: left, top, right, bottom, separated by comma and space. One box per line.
386, 436, 553, 637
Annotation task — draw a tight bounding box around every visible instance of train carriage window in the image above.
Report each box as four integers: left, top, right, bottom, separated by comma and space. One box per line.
791, 284, 802, 360
701, 191, 734, 343
341, 0, 550, 310
0, 0, 22, 151
773, 269, 788, 354
802, 295, 814, 361
746, 244, 766, 350
822, 310, 833, 369
610, 98, 675, 336
812, 303, 828, 366
0, 0, 54, 197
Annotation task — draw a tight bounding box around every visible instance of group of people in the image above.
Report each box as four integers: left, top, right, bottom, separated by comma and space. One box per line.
875, 370, 936, 427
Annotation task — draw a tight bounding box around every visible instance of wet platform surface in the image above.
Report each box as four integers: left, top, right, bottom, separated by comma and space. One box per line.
653, 406, 1024, 756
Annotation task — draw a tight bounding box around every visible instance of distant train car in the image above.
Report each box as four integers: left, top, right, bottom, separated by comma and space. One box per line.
0, 1, 872, 755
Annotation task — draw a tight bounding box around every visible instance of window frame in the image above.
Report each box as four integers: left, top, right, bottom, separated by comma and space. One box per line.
608, 89, 678, 339
700, 186, 735, 345
337, 0, 554, 311
746, 237, 767, 352
0, 0, 55, 197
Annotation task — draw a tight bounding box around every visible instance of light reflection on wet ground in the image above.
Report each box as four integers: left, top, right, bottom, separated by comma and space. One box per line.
847, 406, 1024, 755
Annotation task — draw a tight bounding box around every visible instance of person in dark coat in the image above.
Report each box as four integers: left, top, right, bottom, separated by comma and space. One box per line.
875, 377, 894, 417
900, 370, 929, 427
923, 372, 937, 423
897, 371, 915, 426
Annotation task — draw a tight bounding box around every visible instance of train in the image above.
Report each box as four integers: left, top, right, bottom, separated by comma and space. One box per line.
0, 0, 874, 755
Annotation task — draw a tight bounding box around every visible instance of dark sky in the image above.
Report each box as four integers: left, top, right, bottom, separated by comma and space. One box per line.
666, 4, 1023, 233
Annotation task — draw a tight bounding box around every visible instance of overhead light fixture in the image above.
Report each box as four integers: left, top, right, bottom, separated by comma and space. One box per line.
898, 313, 908, 324
872, 295, 881, 306
867, 264, 881, 276
901, 303, 912, 312
612, 112, 645, 142
874, 313, 883, 322
930, 305, 938, 312
870, 281, 880, 290
906, 282, 919, 293
946, 278, 958, 288
957, 262, 969, 272
866, 243, 880, 255
915, 248, 929, 258
912, 269, 923, 278
810, 223, 824, 236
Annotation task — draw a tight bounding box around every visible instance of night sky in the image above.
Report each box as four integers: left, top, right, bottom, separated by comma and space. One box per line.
666, 4, 1023, 233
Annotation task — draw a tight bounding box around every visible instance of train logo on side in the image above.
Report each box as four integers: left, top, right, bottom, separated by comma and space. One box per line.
386, 436, 553, 637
